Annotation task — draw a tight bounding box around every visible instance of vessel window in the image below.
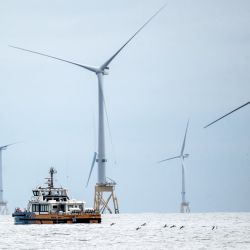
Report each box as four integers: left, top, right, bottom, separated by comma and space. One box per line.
40, 204, 49, 212
33, 191, 39, 196
59, 204, 65, 212
32, 204, 40, 212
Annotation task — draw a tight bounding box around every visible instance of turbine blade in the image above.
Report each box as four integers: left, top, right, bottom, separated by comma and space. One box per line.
86, 152, 97, 187
204, 101, 250, 128
9, 45, 98, 73
158, 155, 180, 163
0, 141, 21, 150
180, 120, 189, 156
100, 3, 167, 70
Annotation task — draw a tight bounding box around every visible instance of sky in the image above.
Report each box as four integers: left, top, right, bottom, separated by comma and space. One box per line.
0, 0, 249, 213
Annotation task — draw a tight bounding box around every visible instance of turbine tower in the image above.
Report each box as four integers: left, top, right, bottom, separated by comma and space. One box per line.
158, 121, 190, 213
204, 100, 250, 128
10, 5, 166, 214
0, 143, 18, 215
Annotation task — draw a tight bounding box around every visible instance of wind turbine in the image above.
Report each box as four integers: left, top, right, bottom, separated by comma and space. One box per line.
158, 121, 191, 213
204, 100, 250, 128
0, 142, 19, 215
10, 4, 166, 213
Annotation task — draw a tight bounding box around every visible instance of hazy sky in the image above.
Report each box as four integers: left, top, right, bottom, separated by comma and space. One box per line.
0, 0, 250, 213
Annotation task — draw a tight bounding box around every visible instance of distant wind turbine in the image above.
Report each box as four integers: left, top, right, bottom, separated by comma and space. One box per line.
0, 142, 19, 215
158, 121, 191, 213
10, 4, 166, 213
204, 100, 250, 128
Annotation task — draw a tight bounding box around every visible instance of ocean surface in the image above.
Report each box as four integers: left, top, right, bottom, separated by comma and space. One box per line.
0, 213, 249, 249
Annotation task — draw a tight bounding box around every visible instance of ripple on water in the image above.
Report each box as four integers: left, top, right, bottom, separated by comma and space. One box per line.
0, 213, 249, 250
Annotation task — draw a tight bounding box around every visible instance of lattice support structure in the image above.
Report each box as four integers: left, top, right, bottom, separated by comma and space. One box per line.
94, 184, 119, 214
180, 201, 190, 213
0, 201, 8, 215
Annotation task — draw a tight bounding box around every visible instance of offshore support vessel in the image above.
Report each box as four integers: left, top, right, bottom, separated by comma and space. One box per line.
12, 167, 101, 224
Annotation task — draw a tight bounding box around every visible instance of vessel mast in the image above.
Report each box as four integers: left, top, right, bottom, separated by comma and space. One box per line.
48, 167, 57, 188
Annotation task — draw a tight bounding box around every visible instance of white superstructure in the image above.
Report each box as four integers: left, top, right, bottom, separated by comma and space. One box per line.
26, 168, 86, 215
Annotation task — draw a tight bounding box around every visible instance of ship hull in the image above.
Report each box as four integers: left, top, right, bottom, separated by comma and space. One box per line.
12, 212, 101, 224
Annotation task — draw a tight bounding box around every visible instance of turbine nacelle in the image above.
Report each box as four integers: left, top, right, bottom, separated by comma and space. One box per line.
183, 153, 189, 158
102, 67, 109, 75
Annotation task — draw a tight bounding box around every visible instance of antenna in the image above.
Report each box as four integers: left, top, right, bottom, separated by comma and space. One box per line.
10, 4, 166, 214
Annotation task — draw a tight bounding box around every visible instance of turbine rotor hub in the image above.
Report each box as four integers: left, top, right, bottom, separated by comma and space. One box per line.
102, 67, 109, 75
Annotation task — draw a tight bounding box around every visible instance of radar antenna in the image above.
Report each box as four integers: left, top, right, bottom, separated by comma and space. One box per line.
48, 167, 57, 188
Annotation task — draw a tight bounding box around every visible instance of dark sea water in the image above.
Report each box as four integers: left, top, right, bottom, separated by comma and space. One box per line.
0, 213, 249, 249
